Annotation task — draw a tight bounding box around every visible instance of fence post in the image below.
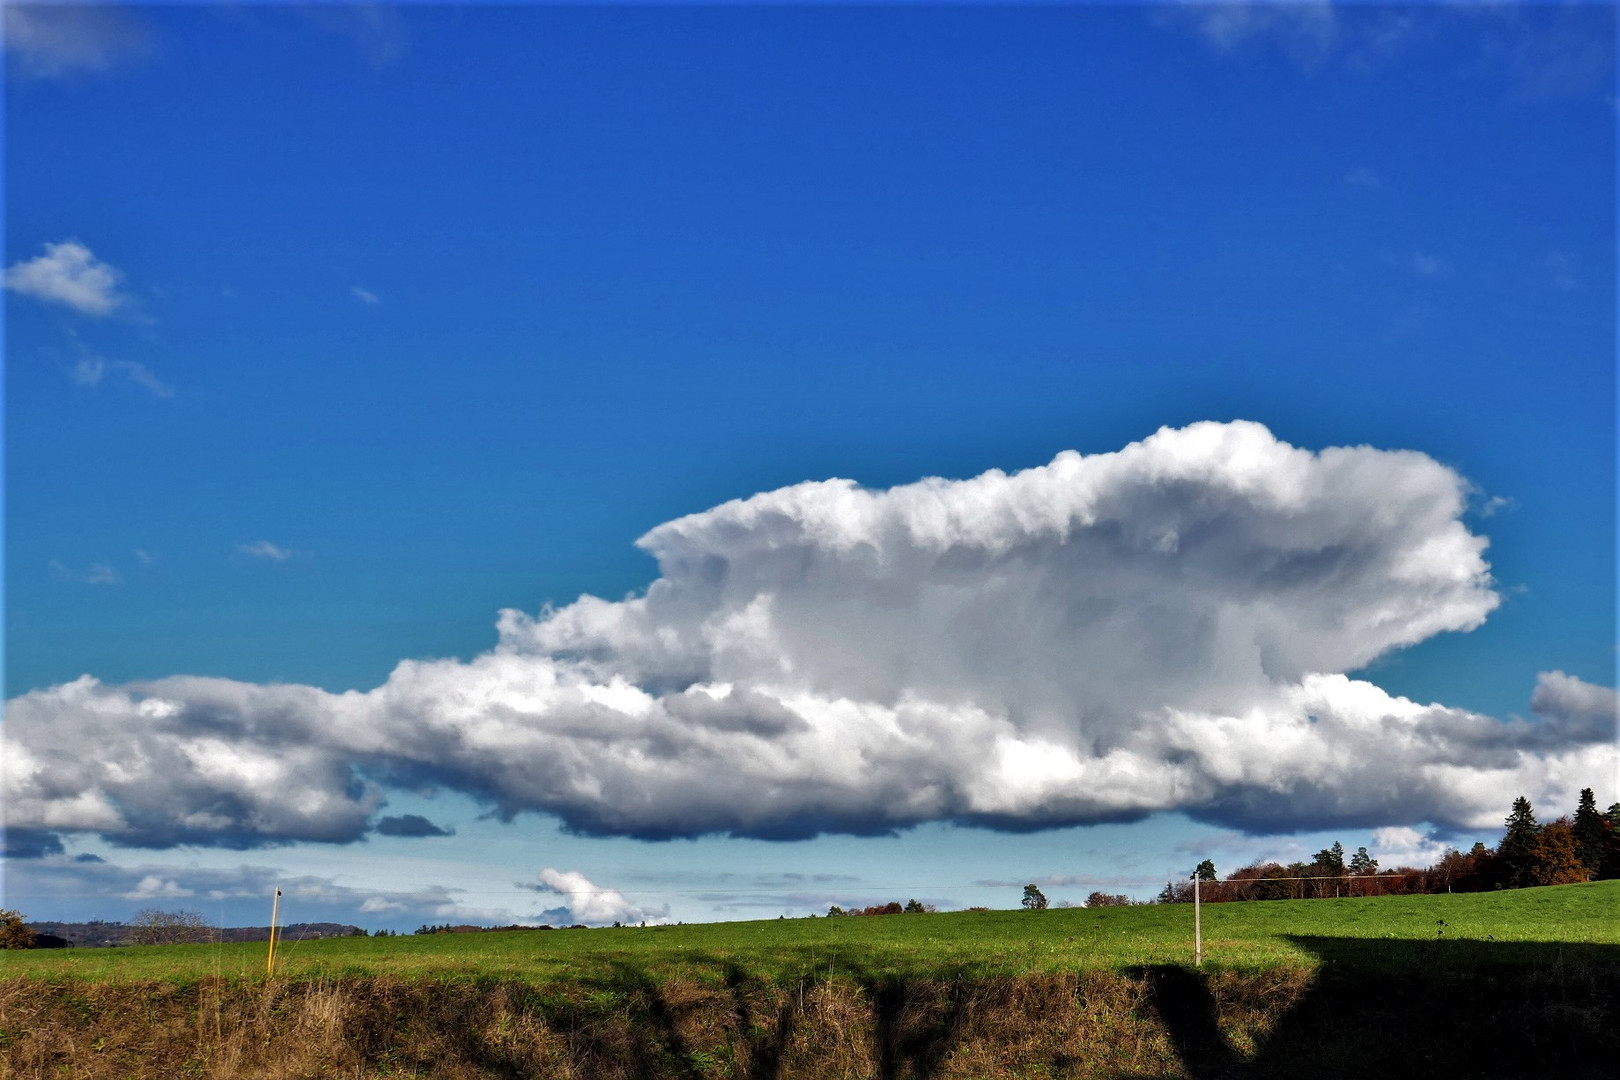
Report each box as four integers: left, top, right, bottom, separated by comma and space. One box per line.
1193, 872, 1202, 967
266, 889, 281, 976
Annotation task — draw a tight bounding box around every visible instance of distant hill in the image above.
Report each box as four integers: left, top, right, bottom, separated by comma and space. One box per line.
26, 920, 363, 947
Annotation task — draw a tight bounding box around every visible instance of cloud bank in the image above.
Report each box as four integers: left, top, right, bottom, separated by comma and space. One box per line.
4, 422, 1615, 853
3, 854, 512, 929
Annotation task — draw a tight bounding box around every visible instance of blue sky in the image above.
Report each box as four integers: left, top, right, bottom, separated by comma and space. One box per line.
3, 2, 1615, 930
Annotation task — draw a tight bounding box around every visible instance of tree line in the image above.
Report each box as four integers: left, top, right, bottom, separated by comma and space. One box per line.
827, 899, 934, 916
1160, 787, 1620, 904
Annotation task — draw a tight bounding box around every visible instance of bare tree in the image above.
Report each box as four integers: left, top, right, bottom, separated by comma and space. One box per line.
129, 908, 215, 945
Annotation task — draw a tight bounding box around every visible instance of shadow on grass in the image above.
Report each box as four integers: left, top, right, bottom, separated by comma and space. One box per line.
826, 955, 967, 1080
569, 948, 971, 1080
595, 937, 1620, 1079
1139, 937, 1620, 1080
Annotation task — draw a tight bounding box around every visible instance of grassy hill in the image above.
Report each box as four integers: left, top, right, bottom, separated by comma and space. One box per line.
4, 881, 1617, 1078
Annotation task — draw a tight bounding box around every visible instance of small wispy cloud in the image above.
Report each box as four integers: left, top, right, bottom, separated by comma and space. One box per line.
72, 356, 174, 398
3, 4, 152, 82
350, 286, 381, 305
974, 873, 1157, 890
1406, 251, 1449, 278
48, 559, 121, 586
1343, 166, 1384, 191
133, 549, 155, 566
1505, 7, 1614, 102
1536, 252, 1578, 292
298, 4, 409, 70
237, 540, 294, 562
4, 240, 131, 316
1168, 0, 1338, 61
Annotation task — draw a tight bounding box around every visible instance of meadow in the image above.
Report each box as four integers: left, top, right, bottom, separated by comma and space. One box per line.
3, 881, 1617, 1078
7, 877, 1617, 985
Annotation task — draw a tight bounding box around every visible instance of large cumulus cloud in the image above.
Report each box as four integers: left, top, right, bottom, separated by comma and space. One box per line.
4, 421, 1614, 850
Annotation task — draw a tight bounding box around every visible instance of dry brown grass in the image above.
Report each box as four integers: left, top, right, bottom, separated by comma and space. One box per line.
2, 958, 1615, 1078
0, 971, 1187, 1079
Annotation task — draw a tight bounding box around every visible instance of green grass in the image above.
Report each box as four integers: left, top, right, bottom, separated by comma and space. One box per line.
6, 879, 1616, 987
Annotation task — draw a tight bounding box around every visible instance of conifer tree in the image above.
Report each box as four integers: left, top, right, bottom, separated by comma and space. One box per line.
1312, 841, 1346, 875
1498, 795, 1541, 888
1572, 788, 1606, 876
1348, 846, 1377, 876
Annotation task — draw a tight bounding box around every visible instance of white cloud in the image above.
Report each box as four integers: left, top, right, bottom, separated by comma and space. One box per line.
237, 540, 294, 562
1370, 826, 1451, 870
1529, 671, 1618, 744
531, 868, 667, 926
125, 874, 194, 900
4, 240, 130, 316
3, 4, 152, 81
351, 286, 381, 305
4, 422, 1615, 852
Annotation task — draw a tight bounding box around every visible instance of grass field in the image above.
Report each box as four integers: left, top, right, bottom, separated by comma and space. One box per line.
4, 882, 1617, 1078
5, 878, 1617, 986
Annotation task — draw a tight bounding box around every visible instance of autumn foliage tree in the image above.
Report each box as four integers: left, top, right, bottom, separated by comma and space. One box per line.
1526, 819, 1589, 886
0, 909, 35, 950
1156, 787, 1611, 906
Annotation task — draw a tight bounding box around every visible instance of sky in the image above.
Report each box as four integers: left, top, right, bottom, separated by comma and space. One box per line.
2, 1, 1616, 931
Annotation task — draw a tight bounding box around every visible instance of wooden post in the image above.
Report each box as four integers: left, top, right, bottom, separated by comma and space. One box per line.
266, 889, 282, 976
1193, 873, 1202, 967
